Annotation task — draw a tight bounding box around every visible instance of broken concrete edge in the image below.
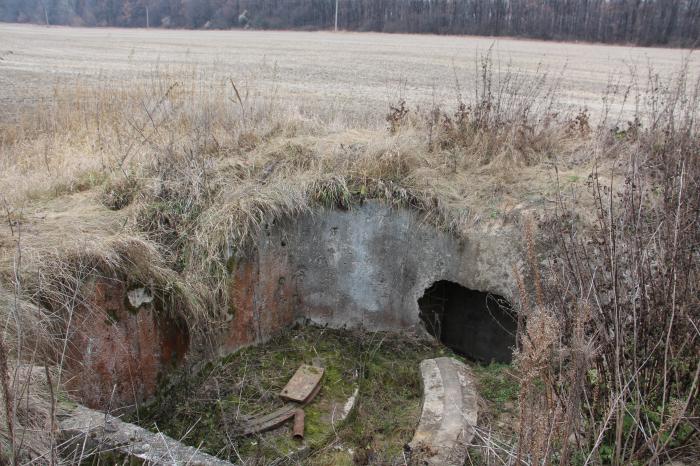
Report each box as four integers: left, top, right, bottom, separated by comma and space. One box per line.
407, 357, 478, 466
59, 403, 235, 465
126, 286, 154, 310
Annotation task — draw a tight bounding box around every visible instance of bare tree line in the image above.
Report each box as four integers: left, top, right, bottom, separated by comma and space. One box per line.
0, 1, 699, 46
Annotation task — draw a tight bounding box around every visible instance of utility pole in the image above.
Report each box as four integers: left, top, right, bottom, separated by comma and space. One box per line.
42, 0, 49, 26
334, 0, 339, 32
146, 7, 150, 28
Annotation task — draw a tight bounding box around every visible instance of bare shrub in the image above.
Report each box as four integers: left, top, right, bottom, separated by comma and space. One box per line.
511, 62, 700, 465
423, 50, 569, 168
386, 99, 409, 134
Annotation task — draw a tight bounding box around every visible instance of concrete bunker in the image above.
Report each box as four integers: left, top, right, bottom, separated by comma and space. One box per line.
220, 201, 520, 359
418, 280, 516, 363
58, 202, 520, 464
67, 202, 520, 411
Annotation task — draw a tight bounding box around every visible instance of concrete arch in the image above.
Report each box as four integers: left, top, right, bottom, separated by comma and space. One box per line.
220, 201, 519, 355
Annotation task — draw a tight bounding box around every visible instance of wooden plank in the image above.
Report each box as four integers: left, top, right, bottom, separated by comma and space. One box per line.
245, 404, 297, 427
280, 365, 324, 403
240, 404, 297, 436
237, 364, 325, 436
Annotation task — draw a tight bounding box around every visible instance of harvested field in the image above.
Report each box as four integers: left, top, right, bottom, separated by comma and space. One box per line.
0, 23, 697, 121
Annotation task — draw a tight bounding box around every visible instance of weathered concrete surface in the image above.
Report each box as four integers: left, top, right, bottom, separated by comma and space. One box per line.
65, 278, 189, 411
60, 404, 234, 465
408, 357, 478, 466
221, 250, 296, 355
65, 202, 516, 410
222, 201, 518, 351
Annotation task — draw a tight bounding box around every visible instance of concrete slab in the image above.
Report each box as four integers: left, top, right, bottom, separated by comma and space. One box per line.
280, 364, 324, 402
60, 404, 234, 465
408, 357, 478, 466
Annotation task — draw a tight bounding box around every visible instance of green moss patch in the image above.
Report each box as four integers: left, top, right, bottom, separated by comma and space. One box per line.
131, 326, 452, 464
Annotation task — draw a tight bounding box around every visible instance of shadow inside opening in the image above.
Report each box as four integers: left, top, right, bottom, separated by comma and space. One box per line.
418, 280, 516, 363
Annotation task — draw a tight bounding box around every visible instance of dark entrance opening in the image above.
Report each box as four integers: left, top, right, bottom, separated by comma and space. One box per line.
418, 280, 516, 363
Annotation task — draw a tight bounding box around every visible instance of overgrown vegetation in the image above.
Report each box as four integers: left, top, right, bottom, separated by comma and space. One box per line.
505, 64, 700, 465
0, 48, 697, 464
131, 325, 452, 465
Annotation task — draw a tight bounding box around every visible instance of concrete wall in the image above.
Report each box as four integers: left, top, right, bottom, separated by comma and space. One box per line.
66, 279, 189, 410
220, 201, 519, 353
68, 201, 520, 408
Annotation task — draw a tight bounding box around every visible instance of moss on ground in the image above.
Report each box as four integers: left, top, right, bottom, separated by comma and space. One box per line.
132, 326, 519, 464
131, 326, 452, 464
472, 362, 519, 407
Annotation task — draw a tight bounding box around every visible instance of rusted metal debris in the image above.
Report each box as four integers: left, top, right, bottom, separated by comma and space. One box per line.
238, 364, 323, 436
292, 409, 305, 439
280, 365, 324, 403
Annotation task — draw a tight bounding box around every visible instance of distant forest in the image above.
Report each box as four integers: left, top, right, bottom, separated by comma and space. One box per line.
1, 0, 698, 47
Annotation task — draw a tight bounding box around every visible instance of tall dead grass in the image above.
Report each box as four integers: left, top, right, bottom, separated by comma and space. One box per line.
507, 62, 700, 465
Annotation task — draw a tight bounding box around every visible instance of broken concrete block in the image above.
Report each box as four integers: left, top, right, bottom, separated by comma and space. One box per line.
60, 404, 234, 465
407, 357, 478, 466
127, 286, 154, 309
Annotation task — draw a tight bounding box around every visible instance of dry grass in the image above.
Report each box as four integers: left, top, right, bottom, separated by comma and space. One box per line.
0, 363, 62, 465
0, 58, 597, 318
0, 29, 697, 463
503, 64, 700, 464
30, 235, 204, 323
0, 289, 65, 464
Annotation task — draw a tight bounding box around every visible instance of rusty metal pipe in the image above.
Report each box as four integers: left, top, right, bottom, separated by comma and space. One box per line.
292, 409, 305, 439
